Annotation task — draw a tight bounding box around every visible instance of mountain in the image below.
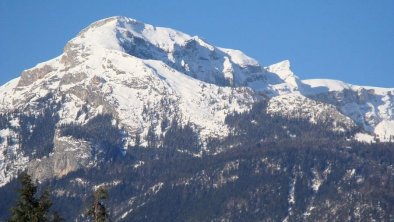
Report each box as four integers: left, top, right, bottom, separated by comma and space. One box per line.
302, 79, 394, 142
0, 16, 393, 221
264, 60, 394, 142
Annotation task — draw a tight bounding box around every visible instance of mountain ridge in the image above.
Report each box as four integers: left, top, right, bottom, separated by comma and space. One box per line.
0, 16, 393, 186
1, 16, 393, 143
0, 16, 393, 221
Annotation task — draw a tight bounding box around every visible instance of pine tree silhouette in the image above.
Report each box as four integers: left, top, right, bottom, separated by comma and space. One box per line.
8, 172, 52, 222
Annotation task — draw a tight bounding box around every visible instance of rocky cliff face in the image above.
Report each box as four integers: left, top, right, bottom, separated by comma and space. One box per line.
0, 16, 393, 221
0, 16, 393, 185
27, 132, 92, 181
302, 79, 394, 142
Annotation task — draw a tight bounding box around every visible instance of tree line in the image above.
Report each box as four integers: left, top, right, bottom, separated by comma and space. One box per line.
8, 172, 110, 222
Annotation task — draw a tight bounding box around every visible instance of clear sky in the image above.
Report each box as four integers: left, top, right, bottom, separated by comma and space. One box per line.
0, 0, 393, 87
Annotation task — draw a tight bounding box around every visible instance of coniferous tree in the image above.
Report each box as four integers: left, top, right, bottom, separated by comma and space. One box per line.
8, 172, 52, 222
146, 126, 157, 148
87, 186, 109, 222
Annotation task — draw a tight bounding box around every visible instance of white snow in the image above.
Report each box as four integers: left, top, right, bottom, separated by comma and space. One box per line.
93, 180, 121, 190
148, 182, 164, 195
374, 120, 394, 142
0, 77, 20, 110
0, 123, 29, 187
265, 60, 301, 93
303, 78, 394, 95
70, 17, 124, 52
311, 169, 322, 192
133, 161, 145, 169
288, 176, 296, 205
1, 15, 394, 187
311, 164, 331, 193
219, 47, 259, 67
302, 79, 350, 93
354, 133, 375, 143
268, 93, 355, 132
267, 60, 296, 81
343, 169, 356, 180
223, 56, 234, 85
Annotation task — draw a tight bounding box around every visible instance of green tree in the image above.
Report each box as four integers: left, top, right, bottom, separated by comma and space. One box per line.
87, 186, 109, 222
8, 172, 52, 222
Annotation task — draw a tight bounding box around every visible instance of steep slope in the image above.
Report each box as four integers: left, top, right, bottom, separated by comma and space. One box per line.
262, 60, 355, 132
0, 16, 358, 138
2, 101, 392, 221
64, 16, 264, 87
257, 59, 394, 142
0, 16, 391, 188
0, 16, 393, 221
302, 79, 394, 142
0, 17, 260, 185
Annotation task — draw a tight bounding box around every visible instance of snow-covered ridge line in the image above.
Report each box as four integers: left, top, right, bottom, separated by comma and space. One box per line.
68, 16, 260, 69
0, 15, 394, 148
302, 78, 394, 95
0, 15, 393, 188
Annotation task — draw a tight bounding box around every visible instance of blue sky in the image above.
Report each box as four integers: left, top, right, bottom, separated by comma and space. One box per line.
1, 0, 393, 87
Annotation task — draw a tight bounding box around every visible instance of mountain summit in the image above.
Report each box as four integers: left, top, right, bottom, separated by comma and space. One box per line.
64, 16, 263, 86
0, 16, 393, 185
0, 16, 393, 221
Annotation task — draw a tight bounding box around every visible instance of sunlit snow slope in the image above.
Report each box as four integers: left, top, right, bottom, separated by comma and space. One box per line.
0, 16, 393, 186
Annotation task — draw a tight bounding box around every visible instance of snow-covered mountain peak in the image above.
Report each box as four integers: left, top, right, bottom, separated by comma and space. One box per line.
62, 16, 198, 70
219, 48, 259, 68
302, 78, 394, 96
69, 16, 191, 53
1, 16, 393, 149
2, 15, 394, 189
60, 16, 266, 88
263, 60, 304, 94
266, 60, 295, 80
302, 79, 351, 94
69, 16, 123, 51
